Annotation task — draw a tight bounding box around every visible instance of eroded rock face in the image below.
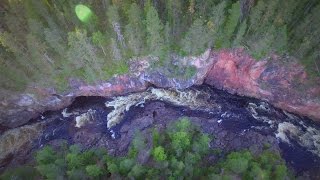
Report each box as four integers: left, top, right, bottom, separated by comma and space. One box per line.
205, 48, 320, 122
0, 122, 44, 168
0, 50, 213, 128
1, 48, 320, 129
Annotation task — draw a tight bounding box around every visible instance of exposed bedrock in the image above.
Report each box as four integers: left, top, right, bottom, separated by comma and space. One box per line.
204, 48, 320, 122
1, 48, 320, 128
0, 50, 213, 128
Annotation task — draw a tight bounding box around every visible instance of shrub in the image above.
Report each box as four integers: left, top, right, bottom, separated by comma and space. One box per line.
119, 158, 135, 175
152, 146, 167, 161
85, 164, 103, 177
0, 166, 40, 180
34, 144, 107, 179
35, 146, 57, 165
217, 150, 289, 180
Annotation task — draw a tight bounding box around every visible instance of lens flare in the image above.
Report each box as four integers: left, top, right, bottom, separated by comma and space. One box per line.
75, 4, 93, 23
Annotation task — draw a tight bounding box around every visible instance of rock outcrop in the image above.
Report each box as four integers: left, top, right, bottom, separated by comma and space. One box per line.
0, 122, 45, 167
0, 50, 213, 129
205, 48, 320, 122
1, 48, 320, 129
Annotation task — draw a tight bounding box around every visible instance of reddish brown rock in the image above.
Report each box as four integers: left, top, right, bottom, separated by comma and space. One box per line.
205, 48, 320, 121
1, 48, 320, 128
0, 50, 213, 128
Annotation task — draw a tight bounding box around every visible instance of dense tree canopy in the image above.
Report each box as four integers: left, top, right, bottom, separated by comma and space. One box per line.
0, 0, 319, 95
0, 118, 290, 179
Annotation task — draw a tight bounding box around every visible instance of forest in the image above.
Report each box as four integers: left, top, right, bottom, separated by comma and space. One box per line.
2, 0, 320, 179
0, 0, 320, 96
1, 118, 290, 179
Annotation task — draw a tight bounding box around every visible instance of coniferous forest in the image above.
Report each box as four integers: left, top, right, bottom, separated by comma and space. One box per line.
0, 0, 320, 95
1, 0, 320, 179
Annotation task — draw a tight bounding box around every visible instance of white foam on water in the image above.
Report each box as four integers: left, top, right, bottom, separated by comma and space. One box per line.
276, 122, 320, 157
62, 108, 73, 118
75, 109, 96, 128
105, 87, 219, 128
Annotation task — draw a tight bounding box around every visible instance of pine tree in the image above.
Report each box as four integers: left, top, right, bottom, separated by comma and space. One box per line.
110, 37, 122, 61
0, 53, 29, 91
221, 1, 241, 48
164, 21, 171, 50
166, 0, 184, 41
67, 29, 102, 83
207, 1, 227, 48
249, 25, 276, 59
27, 18, 45, 40
107, 5, 126, 49
195, 0, 218, 18
28, 0, 60, 33
290, 3, 320, 76
260, 0, 280, 28
233, 19, 247, 47
52, 0, 80, 30
273, 25, 288, 55
181, 18, 209, 55
26, 33, 54, 77
92, 31, 108, 57
248, 0, 266, 33
44, 28, 67, 57
4, 0, 28, 45
0, 31, 36, 77
124, 3, 145, 56
145, 5, 165, 57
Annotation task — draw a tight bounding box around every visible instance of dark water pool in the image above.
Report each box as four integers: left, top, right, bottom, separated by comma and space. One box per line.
21, 85, 320, 177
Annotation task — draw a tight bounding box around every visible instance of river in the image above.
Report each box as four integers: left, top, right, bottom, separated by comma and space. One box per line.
1, 85, 320, 178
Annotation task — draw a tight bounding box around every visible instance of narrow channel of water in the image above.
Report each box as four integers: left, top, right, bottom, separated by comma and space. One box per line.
8, 85, 320, 177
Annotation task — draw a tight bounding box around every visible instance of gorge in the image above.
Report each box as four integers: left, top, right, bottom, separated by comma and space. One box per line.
1, 0, 320, 179
1, 48, 320, 179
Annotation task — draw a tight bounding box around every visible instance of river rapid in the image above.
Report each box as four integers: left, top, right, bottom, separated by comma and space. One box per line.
1, 85, 320, 178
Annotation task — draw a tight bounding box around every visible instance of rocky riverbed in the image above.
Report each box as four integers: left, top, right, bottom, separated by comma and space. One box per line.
1, 85, 320, 179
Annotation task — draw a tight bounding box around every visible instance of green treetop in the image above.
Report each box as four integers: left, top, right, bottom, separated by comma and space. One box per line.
181, 18, 210, 55
145, 5, 165, 58
125, 3, 146, 56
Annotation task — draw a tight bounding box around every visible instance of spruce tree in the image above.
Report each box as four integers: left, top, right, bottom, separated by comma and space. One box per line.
195, 0, 218, 19
248, 0, 266, 33
4, 1, 28, 45
107, 5, 126, 49
221, 1, 241, 48
181, 18, 209, 56
92, 31, 108, 57
110, 37, 122, 61
207, 1, 227, 48
0, 31, 36, 78
0, 53, 28, 91
44, 28, 67, 57
166, 0, 184, 41
145, 5, 165, 57
233, 19, 247, 47
67, 29, 102, 83
124, 3, 145, 56
26, 33, 54, 76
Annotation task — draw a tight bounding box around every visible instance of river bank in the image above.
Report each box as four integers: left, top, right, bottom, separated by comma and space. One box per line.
1, 85, 320, 179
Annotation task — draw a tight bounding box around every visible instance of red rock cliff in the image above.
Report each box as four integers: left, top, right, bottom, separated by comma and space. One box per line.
205, 48, 320, 121
1, 48, 320, 129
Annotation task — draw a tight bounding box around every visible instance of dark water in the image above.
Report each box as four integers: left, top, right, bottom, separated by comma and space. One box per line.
27, 85, 320, 176
37, 96, 112, 146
